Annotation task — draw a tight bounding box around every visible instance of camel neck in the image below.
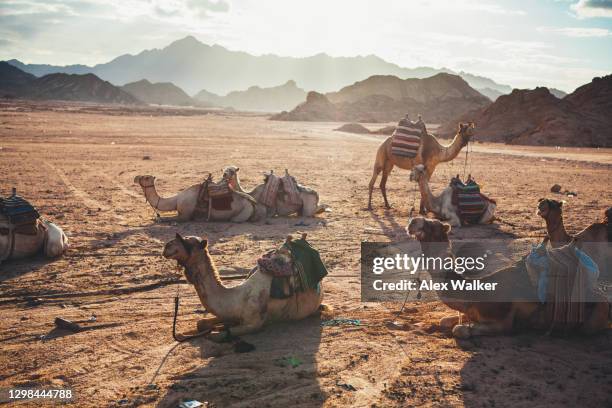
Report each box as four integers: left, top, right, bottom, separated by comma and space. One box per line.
416, 173, 438, 213
545, 216, 570, 246
438, 132, 467, 163
185, 252, 230, 316
140, 183, 178, 212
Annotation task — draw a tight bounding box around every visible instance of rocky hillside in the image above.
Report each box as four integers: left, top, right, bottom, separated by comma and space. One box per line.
437, 76, 612, 147
0, 61, 36, 96
194, 80, 307, 112
272, 73, 490, 123
121, 79, 194, 106
0, 62, 140, 105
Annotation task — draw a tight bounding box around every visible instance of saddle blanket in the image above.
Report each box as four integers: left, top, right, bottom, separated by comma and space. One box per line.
0, 193, 40, 226
196, 179, 234, 213
390, 117, 425, 158
451, 178, 494, 224
281, 175, 301, 206
261, 173, 281, 208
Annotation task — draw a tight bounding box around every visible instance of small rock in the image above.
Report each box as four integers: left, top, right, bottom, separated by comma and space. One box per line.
550, 184, 562, 193
142, 155, 151, 160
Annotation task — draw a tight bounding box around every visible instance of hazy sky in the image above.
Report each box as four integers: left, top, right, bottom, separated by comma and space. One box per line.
1, 0, 611, 91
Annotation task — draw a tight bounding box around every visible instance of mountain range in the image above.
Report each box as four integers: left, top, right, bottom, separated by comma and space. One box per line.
7, 36, 512, 97
0, 61, 140, 105
272, 73, 490, 123
436, 75, 612, 147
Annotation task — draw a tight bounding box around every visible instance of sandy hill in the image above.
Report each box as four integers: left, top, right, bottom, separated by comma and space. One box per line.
272, 73, 490, 123
193, 80, 307, 112
8, 36, 512, 97
0, 62, 141, 105
122, 79, 194, 106
437, 76, 612, 147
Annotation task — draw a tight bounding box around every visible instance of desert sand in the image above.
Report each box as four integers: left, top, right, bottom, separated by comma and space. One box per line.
0, 101, 610, 407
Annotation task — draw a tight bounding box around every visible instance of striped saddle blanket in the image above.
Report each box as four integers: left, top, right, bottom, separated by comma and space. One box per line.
0, 192, 40, 226
390, 117, 426, 158
450, 178, 494, 224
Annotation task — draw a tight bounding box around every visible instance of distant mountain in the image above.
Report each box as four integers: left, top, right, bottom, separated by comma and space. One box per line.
0, 61, 140, 105
8, 36, 513, 97
549, 88, 568, 99
272, 73, 491, 123
477, 87, 505, 101
437, 78, 612, 147
193, 80, 306, 112
121, 79, 194, 106
0, 61, 36, 96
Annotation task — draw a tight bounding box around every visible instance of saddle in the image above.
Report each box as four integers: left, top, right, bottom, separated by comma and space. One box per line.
260, 170, 303, 208
450, 175, 494, 225
525, 243, 601, 329
195, 175, 234, 219
255, 235, 328, 299
390, 115, 426, 159
0, 189, 42, 261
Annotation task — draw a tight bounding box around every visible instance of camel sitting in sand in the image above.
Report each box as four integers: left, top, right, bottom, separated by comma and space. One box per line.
537, 199, 610, 278
134, 175, 260, 222
0, 216, 68, 264
368, 122, 474, 210
163, 233, 326, 341
222, 166, 327, 217
409, 164, 496, 227
407, 217, 609, 338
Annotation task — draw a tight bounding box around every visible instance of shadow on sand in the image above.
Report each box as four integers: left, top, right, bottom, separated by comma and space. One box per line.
155, 316, 325, 407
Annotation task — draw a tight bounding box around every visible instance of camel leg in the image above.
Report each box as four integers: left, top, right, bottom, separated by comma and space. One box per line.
206, 322, 264, 343
580, 297, 610, 335
380, 162, 394, 209
439, 314, 468, 329
230, 201, 254, 223
196, 316, 223, 332
367, 164, 382, 210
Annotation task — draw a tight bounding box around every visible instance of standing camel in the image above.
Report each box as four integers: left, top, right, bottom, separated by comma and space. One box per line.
368, 123, 474, 210
407, 217, 609, 338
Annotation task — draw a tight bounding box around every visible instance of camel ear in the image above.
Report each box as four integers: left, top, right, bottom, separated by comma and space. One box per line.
200, 238, 208, 249
236, 167, 239, 172
175, 233, 186, 246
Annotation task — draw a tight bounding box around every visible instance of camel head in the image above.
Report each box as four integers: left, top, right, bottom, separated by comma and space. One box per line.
537, 198, 563, 221
409, 164, 426, 182
222, 165, 239, 189
134, 175, 156, 187
406, 217, 451, 242
163, 233, 208, 275
457, 122, 475, 144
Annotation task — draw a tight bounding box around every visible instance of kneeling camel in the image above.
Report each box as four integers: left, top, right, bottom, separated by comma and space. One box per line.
163, 233, 324, 341
407, 217, 609, 338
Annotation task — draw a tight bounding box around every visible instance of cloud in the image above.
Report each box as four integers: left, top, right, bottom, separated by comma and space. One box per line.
187, 0, 229, 16
571, 0, 612, 18
538, 26, 612, 36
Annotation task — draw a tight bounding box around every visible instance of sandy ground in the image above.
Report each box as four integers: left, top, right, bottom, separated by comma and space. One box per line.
0, 101, 610, 407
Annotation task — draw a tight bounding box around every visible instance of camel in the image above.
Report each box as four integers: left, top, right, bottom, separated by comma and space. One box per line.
0, 217, 68, 264
163, 233, 325, 341
537, 199, 611, 278
134, 175, 259, 222
409, 164, 495, 227
222, 166, 327, 217
368, 122, 474, 210
407, 217, 609, 338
